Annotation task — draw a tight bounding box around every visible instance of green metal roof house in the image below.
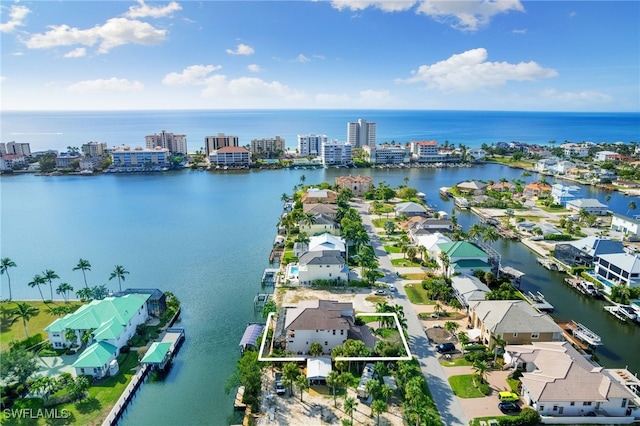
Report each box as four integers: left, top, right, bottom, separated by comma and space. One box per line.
437, 241, 491, 277
72, 341, 119, 378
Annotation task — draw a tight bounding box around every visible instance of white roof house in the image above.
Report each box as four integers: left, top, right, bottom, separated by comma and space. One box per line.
308, 233, 346, 254
595, 252, 640, 291
566, 198, 609, 215
306, 357, 332, 381
416, 232, 452, 253
451, 275, 490, 307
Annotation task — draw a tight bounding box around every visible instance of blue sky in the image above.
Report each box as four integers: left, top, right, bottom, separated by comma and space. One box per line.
1, 0, 638, 112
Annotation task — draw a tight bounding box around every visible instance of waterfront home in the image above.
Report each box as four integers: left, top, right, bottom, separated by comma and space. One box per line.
487, 182, 515, 192
504, 341, 640, 420
111, 146, 170, 169
414, 232, 452, 254
409, 140, 454, 163
456, 180, 487, 194
46, 294, 149, 351
554, 160, 576, 175
565, 198, 609, 215
551, 184, 581, 205
394, 201, 427, 218
553, 236, 625, 268
436, 241, 492, 278
451, 275, 490, 309
407, 218, 454, 240
594, 150, 620, 162
56, 152, 82, 169
72, 341, 119, 378
468, 300, 564, 346
118, 288, 167, 318
616, 179, 640, 189
293, 234, 347, 259
335, 175, 373, 197
594, 252, 640, 292
301, 188, 338, 204
294, 250, 349, 286
561, 142, 590, 158
274, 300, 373, 355
535, 158, 557, 173
208, 146, 251, 167
467, 147, 486, 161
517, 221, 562, 237
523, 182, 552, 198
610, 213, 640, 238
303, 203, 338, 220
298, 213, 340, 236
0, 154, 26, 171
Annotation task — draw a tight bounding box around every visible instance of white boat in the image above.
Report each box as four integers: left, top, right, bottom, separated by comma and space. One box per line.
577, 281, 600, 297
536, 257, 559, 271
571, 322, 602, 346
617, 305, 638, 322
525, 291, 554, 312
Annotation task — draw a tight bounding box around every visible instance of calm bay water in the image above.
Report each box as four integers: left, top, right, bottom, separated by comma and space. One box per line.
2, 109, 639, 153
1, 164, 638, 425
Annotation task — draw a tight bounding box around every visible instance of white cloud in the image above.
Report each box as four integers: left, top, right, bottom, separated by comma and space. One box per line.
201, 75, 305, 101
64, 48, 87, 58
294, 54, 310, 63
512, 28, 527, 34
162, 65, 221, 85
247, 64, 262, 73
331, 0, 416, 12
398, 48, 557, 92
12, 51, 24, 56
540, 88, 612, 104
225, 43, 254, 56
416, 0, 525, 31
67, 77, 144, 92
24, 18, 167, 54
124, 0, 182, 19
0, 5, 30, 33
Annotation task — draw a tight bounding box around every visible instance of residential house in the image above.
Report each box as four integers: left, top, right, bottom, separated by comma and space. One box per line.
554, 160, 576, 175
487, 182, 515, 192
73, 341, 119, 378
415, 232, 452, 254
594, 252, 640, 293
295, 250, 349, 286
535, 159, 557, 173
394, 201, 427, 218
611, 213, 640, 237
436, 241, 493, 277
562, 142, 590, 158
45, 294, 149, 378
523, 182, 552, 198
0, 154, 26, 171
468, 300, 564, 347
551, 184, 581, 205
553, 236, 625, 268
504, 341, 640, 420
295, 233, 347, 259
407, 218, 454, 242
303, 203, 338, 220
298, 213, 340, 236
301, 188, 338, 204
565, 198, 609, 216
119, 288, 167, 318
335, 175, 373, 197
451, 275, 490, 309
275, 300, 375, 355
467, 148, 486, 161
517, 221, 562, 237
456, 181, 487, 194
616, 180, 640, 189
594, 150, 619, 162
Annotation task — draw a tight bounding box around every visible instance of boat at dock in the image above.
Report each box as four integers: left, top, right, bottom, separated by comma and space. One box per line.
604, 305, 639, 323
563, 277, 601, 298
454, 197, 469, 209
564, 320, 602, 346
524, 290, 554, 312
439, 187, 452, 198
536, 257, 561, 271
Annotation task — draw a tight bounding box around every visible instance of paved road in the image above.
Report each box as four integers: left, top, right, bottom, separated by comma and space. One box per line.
353, 201, 469, 426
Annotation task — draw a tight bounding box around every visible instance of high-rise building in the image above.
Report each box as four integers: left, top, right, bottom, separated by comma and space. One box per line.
1, 142, 31, 156
298, 134, 327, 157
321, 141, 352, 166
81, 141, 106, 157
205, 133, 239, 157
145, 131, 187, 154
347, 119, 376, 148
250, 136, 285, 157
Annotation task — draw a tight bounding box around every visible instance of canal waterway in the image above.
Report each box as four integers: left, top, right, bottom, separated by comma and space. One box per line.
0, 163, 637, 425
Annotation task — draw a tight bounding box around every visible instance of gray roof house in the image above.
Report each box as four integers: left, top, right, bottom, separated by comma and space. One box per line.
553, 236, 624, 268
469, 300, 564, 346
451, 275, 490, 308
566, 198, 609, 215
394, 202, 427, 217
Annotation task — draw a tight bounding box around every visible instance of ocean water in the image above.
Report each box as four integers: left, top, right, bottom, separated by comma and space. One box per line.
1, 109, 639, 153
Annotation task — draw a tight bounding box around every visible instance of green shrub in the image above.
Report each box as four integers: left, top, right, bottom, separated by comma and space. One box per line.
9, 333, 44, 351
544, 233, 572, 241
477, 383, 490, 395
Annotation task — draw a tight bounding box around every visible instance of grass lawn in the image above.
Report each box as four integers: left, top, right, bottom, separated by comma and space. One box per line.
404, 283, 434, 305
0, 300, 82, 352
390, 258, 421, 267
439, 357, 473, 367
371, 218, 399, 228
401, 273, 428, 280
383, 245, 402, 254
448, 375, 485, 398
507, 378, 520, 393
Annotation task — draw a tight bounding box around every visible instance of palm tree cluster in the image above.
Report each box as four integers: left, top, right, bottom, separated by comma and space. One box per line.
395, 359, 440, 426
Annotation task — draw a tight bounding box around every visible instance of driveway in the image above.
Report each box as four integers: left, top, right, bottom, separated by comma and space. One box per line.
34, 353, 80, 378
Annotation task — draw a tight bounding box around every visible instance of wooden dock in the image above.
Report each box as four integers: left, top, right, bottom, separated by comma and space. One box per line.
234, 386, 247, 410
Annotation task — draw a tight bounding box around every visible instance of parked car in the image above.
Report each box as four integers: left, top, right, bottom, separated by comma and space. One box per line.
374, 289, 386, 296
435, 342, 455, 353
498, 391, 519, 402
387, 284, 397, 292
274, 372, 285, 395
498, 402, 521, 414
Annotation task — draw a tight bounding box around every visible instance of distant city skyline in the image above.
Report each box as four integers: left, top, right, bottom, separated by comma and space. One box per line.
1, 1, 638, 112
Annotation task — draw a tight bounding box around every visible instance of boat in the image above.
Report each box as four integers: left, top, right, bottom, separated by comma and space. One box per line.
577, 280, 601, 298
536, 257, 559, 271
604, 305, 638, 323
454, 197, 469, 209
439, 187, 451, 198
570, 322, 602, 346
524, 291, 554, 312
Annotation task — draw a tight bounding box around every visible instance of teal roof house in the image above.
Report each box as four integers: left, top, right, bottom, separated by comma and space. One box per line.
46, 294, 149, 377
436, 241, 492, 278
72, 341, 119, 378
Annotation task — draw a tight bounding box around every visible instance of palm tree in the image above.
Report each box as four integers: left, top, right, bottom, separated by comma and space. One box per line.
109, 265, 129, 292
492, 333, 507, 363
1, 257, 17, 301
73, 259, 91, 288
482, 227, 500, 243
438, 252, 450, 276
444, 321, 459, 337
344, 396, 357, 425
42, 269, 59, 301
472, 360, 490, 386
28, 274, 47, 303
11, 302, 40, 338
371, 399, 387, 425
327, 370, 340, 407
56, 282, 74, 303
467, 223, 484, 240
458, 332, 470, 354
76, 287, 93, 302
295, 375, 309, 402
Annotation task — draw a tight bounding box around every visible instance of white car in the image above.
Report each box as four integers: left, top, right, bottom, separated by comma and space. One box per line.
387, 284, 397, 292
